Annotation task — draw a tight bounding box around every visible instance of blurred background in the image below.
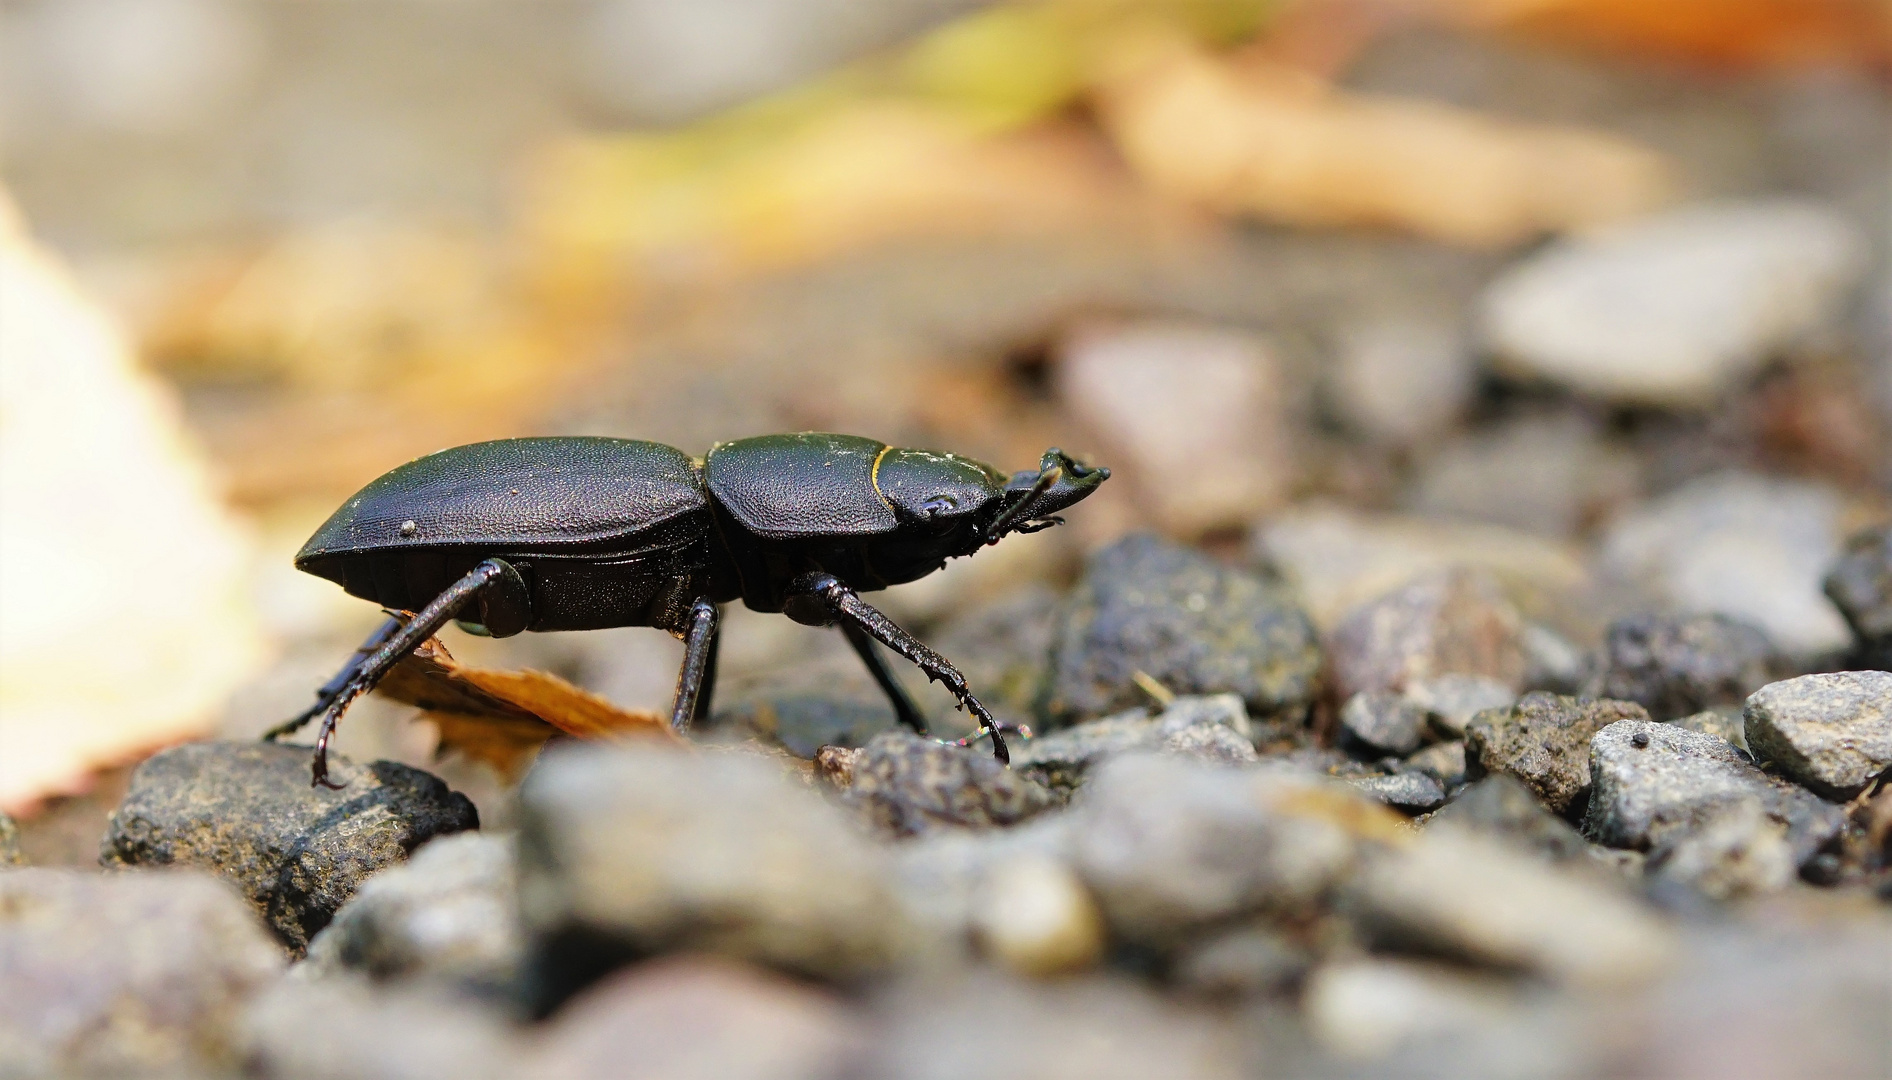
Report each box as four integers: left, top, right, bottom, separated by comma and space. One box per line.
2, 0, 1887, 845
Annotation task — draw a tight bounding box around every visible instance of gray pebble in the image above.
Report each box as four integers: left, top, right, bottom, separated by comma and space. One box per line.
1328, 568, 1525, 702
1405, 740, 1468, 787
1672, 706, 1748, 752
515, 743, 908, 1004
840, 731, 1060, 837
1582, 612, 1778, 720
1430, 775, 1590, 862
528, 956, 867, 1080
1405, 673, 1519, 738
1339, 691, 1430, 756
1744, 671, 1892, 800
1823, 524, 1892, 668
1043, 534, 1321, 724
1645, 798, 1796, 902
1070, 755, 1360, 946
0, 867, 284, 1077
1016, 694, 1258, 793
1465, 692, 1651, 816
1169, 924, 1312, 998
242, 976, 520, 1080
301, 832, 522, 993
1582, 719, 1847, 867
101, 741, 479, 954
1348, 772, 1447, 813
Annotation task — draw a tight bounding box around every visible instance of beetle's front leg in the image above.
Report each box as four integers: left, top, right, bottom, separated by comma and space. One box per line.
787, 572, 1009, 764
282, 558, 529, 789
265, 612, 405, 742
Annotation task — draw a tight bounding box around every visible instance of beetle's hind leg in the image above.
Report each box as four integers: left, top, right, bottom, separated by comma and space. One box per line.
282, 558, 529, 789
788, 572, 1010, 764
840, 622, 928, 735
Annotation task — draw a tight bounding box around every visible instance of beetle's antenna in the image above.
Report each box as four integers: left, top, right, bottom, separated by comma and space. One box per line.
986, 465, 1060, 543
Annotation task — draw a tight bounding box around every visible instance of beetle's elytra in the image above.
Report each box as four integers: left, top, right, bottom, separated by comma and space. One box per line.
271, 433, 1110, 787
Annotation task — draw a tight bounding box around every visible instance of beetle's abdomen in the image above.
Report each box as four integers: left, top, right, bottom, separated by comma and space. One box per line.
704, 432, 895, 539
296, 437, 707, 565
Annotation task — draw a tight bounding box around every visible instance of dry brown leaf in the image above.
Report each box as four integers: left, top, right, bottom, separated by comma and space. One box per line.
377, 637, 676, 782
1091, 33, 1676, 247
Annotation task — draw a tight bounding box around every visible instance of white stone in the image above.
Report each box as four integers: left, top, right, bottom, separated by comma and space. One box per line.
1481, 199, 1867, 405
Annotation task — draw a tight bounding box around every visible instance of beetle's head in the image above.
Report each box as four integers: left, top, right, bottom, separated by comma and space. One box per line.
984, 448, 1110, 544
874, 448, 1010, 535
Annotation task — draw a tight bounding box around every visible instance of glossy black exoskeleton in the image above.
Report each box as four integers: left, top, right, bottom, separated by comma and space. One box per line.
269, 433, 1109, 786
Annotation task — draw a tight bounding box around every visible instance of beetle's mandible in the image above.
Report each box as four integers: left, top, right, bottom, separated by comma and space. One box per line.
268, 433, 1109, 787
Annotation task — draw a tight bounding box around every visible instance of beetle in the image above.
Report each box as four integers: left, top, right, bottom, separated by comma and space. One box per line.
268, 433, 1109, 786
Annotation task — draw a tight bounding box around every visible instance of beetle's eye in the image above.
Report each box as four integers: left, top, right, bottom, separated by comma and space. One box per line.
921, 495, 957, 516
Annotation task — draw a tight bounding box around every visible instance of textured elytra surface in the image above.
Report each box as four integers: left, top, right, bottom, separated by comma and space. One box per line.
101, 741, 479, 955
298, 437, 707, 561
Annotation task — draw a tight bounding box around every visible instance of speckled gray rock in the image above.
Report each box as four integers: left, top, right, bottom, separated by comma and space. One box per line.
1430, 776, 1589, 862
1348, 772, 1447, 813
301, 832, 522, 992
1583, 719, 1847, 866
0, 810, 22, 865
1405, 741, 1468, 787
1645, 798, 1796, 902
1824, 524, 1892, 668
101, 741, 479, 954
242, 976, 521, 1080
0, 868, 284, 1077
1015, 695, 1257, 793
1043, 534, 1321, 723
1673, 707, 1747, 752
1405, 673, 1518, 738
1744, 671, 1892, 800
1328, 568, 1525, 702
1168, 923, 1312, 998
528, 956, 867, 1080
1465, 693, 1651, 817
1582, 613, 1777, 720
840, 732, 1059, 836
1339, 691, 1429, 756
1070, 755, 1361, 945
516, 744, 907, 1001
867, 969, 1242, 1080
1343, 825, 1674, 986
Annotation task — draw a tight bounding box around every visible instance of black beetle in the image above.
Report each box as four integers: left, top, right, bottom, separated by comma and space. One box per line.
269, 433, 1109, 786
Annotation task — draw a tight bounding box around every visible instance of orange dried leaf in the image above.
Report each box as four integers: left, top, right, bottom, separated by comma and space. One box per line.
377, 638, 675, 781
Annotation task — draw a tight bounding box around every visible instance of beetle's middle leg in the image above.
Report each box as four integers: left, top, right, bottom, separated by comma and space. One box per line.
787, 572, 1008, 764
670, 597, 720, 735
264, 612, 406, 742
275, 558, 530, 789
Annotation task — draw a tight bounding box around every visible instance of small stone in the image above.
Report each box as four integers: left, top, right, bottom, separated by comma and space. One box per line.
1339, 691, 1429, 756
0, 809, 22, 865
1645, 798, 1796, 902
301, 832, 522, 992
1344, 825, 1675, 986
1303, 959, 1523, 1061
1672, 707, 1747, 752
1169, 923, 1311, 998
1597, 472, 1850, 658
1520, 622, 1588, 694
1465, 692, 1651, 817
1404, 411, 1640, 538
1328, 568, 1525, 702
1582, 719, 1847, 867
1743, 671, 1892, 800
1824, 524, 1892, 667
1347, 772, 1447, 814
1430, 776, 1589, 862
868, 970, 1241, 1080
1480, 198, 1868, 406
1582, 612, 1778, 720
528, 956, 867, 1080
1330, 316, 1474, 446
1405, 740, 1468, 787
1056, 320, 1295, 533
1044, 534, 1322, 723
1070, 755, 1374, 946
888, 816, 1076, 963
1015, 695, 1258, 792
241, 976, 521, 1080
0, 868, 284, 1077
101, 741, 479, 954
971, 854, 1106, 978
839, 732, 1059, 837
1404, 673, 1519, 738
516, 743, 907, 1004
